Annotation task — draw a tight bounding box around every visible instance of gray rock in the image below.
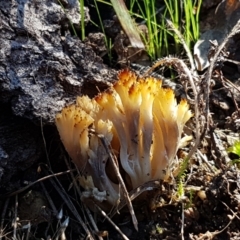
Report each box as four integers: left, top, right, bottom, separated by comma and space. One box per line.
0, 0, 116, 124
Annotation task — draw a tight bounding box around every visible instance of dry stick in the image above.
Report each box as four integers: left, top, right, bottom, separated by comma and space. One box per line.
94, 205, 129, 240
166, 19, 196, 73
43, 168, 94, 240
222, 76, 240, 116
110, 180, 161, 218
222, 76, 240, 93
25, 222, 31, 240
181, 202, 184, 240
55, 217, 69, 240
197, 149, 216, 174
90, 130, 138, 231
204, 19, 240, 130
221, 201, 240, 221
13, 195, 18, 240
0, 198, 9, 240
1, 169, 75, 198
40, 181, 58, 216
1, 168, 93, 239
40, 117, 51, 167
224, 58, 240, 65
63, 156, 104, 240
142, 57, 200, 161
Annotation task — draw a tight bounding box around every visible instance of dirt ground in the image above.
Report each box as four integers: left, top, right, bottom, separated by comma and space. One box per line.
1, 0, 240, 239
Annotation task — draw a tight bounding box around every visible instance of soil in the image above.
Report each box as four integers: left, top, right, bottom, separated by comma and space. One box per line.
0, 0, 240, 240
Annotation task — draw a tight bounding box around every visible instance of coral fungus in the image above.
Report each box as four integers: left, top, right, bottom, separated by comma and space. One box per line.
56, 69, 192, 208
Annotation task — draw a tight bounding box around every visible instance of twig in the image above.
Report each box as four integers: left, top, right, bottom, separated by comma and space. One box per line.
40, 181, 58, 217
1, 169, 75, 198
1, 166, 93, 239
90, 129, 139, 231
40, 117, 51, 167
0, 198, 9, 240
55, 217, 69, 240
181, 202, 184, 240
221, 201, 240, 221
95, 205, 129, 240
222, 76, 240, 94
110, 180, 161, 218
22, 222, 31, 240
13, 195, 18, 240
43, 168, 94, 240
166, 19, 196, 73
204, 19, 240, 130
221, 76, 240, 116
197, 149, 216, 174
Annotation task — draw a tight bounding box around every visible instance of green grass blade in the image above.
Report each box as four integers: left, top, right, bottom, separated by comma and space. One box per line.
110, 0, 145, 49
79, 0, 85, 40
